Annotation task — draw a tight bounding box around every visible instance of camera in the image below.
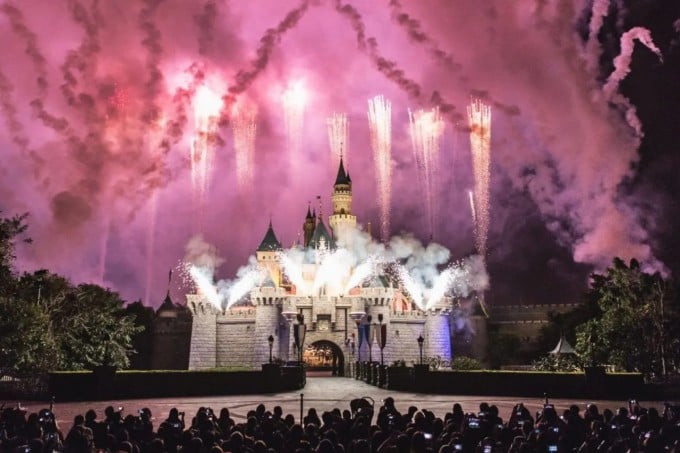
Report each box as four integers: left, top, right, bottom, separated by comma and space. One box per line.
453, 444, 463, 451
548, 445, 557, 452
170, 422, 181, 429
551, 427, 560, 433
483, 445, 492, 453
468, 418, 480, 428
423, 433, 433, 440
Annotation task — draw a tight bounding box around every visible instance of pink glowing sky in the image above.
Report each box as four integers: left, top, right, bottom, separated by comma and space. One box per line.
1, 0, 678, 306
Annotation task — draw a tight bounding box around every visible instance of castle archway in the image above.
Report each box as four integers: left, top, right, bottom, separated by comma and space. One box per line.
303, 340, 345, 376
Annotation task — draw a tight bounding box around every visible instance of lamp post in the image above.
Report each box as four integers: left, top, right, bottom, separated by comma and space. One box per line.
377, 313, 386, 367
294, 314, 306, 365
366, 315, 373, 363
268, 335, 274, 363
417, 334, 424, 365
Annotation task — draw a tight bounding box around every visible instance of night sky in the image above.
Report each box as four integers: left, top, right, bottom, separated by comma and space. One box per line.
0, 0, 678, 307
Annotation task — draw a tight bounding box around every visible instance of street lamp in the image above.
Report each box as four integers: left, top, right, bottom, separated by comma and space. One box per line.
268, 335, 274, 363
417, 334, 424, 365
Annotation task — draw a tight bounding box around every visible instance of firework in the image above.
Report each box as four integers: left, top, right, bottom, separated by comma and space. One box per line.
367, 95, 392, 242
408, 107, 445, 239
282, 80, 307, 161
327, 112, 349, 169
191, 84, 222, 223
467, 99, 491, 258
188, 264, 222, 308
231, 102, 258, 190
468, 190, 476, 225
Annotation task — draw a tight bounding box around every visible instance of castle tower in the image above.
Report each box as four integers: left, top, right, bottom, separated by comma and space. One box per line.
256, 221, 283, 287
303, 204, 315, 247
329, 157, 357, 240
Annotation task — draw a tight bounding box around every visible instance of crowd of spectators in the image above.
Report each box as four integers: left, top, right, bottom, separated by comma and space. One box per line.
0, 398, 678, 452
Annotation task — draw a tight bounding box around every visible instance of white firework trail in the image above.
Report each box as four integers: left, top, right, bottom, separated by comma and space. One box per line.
327, 112, 349, 169
191, 84, 222, 223
232, 103, 258, 190
468, 190, 476, 226
467, 99, 492, 259
408, 107, 445, 239
367, 95, 392, 242
282, 80, 306, 161
188, 264, 222, 308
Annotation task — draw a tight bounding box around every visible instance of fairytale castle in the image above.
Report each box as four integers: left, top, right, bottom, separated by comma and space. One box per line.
186, 159, 467, 371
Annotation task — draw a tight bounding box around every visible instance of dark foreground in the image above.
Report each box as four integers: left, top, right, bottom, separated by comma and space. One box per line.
11, 377, 667, 434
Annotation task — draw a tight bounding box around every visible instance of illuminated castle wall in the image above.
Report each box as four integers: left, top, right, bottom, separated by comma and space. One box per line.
187, 159, 458, 370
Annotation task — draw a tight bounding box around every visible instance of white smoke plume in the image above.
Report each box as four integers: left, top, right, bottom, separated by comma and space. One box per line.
184, 235, 264, 309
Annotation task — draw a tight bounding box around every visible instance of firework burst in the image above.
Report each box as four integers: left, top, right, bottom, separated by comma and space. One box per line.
367, 95, 392, 242
467, 99, 491, 259
408, 107, 445, 239
327, 112, 349, 169
231, 102, 258, 190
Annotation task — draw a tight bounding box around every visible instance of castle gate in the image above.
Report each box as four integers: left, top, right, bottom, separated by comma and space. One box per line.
303, 340, 345, 377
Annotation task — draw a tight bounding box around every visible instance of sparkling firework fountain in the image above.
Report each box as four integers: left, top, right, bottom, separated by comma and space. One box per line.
467, 100, 492, 316
282, 80, 307, 164
408, 107, 445, 239
467, 99, 491, 259
191, 84, 223, 224
231, 102, 258, 190
367, 95, 392, 242
327, 112, 349, 170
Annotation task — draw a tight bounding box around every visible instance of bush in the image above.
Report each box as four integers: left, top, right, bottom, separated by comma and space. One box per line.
451, 356, 482, 370
532, 354, 582, 372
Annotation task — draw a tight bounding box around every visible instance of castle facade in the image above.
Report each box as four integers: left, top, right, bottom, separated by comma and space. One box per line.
187, 159, 458, 370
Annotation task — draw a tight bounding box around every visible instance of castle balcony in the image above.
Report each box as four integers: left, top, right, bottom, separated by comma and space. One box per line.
186, 294, 220, 316
250, 286, 287, 305
389, 310, 427, 321
216, 307, 256, 322
359, 287, 395, 306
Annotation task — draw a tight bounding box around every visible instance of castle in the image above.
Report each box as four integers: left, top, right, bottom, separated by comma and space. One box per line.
186, 159, 465, 371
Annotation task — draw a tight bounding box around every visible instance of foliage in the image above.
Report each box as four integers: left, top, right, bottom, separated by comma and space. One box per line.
0, 214, 145, 374
0, 212, 30, 293
532, 354, 582, 372
391, 359, 407, 367
487, 332, 523, 368
0, 297, 59, 376
451, 355, 483, 370
124, 301, 155, 369
574, 258, 679, 375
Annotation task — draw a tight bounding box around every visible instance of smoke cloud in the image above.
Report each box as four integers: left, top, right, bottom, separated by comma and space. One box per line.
0, 0, 673, 306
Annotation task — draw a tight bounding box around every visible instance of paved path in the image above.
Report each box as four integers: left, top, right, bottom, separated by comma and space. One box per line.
11, 377, 658, 433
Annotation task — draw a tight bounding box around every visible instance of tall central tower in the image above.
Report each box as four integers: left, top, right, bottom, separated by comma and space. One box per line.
329, 157, 357, 240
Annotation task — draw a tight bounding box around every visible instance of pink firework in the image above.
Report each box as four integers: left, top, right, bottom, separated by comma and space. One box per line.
408, 107, 445, 239
367, 95, 392, 242
467, 99, 492, 259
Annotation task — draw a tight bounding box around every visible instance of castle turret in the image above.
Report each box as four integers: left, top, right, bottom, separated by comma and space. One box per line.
303, 204, 315, 247
329, 157, 357, 240
256, 221, 283, 287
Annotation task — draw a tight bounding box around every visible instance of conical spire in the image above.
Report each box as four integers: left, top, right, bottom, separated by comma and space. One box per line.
306, 202, 313, 219
257, 220, 283, 251
335, 156, 351, 185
